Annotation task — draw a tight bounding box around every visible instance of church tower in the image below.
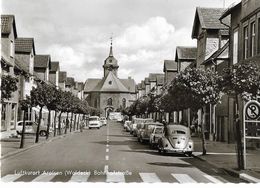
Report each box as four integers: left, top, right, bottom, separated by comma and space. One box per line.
103, 38, 119, 77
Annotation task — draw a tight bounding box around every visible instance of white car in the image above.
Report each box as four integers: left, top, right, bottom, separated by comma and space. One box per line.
100, 117, 107, 126
16, 121, 51, 136
89, 116, 102, 129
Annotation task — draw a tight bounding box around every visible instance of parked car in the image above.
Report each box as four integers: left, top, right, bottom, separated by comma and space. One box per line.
16, 121, 51, 136
88, 116, 101, 129
100, 117, 107, 126
124, 121, 131, 132
138, 122, 163, 143
157, 124, 193, 156
131, 118, 145, 136
150, 126, 164, 148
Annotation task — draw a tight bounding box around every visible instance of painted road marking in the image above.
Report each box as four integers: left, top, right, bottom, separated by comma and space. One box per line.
106, 155, 109, 160
240, 173, 260, 183
106, 148, 109, 152
139, 173, 161, 183
32, 174, 56, 182
106, 172, 125, 183
1, 174, 23, 182
203, 175, 223, 183
106, 144, 109, 147
104, 165, 109, 173
171, 174, 197, 183
68, 173, 90, 182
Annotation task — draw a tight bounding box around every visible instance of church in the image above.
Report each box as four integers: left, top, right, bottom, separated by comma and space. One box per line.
84, 42, 137, 117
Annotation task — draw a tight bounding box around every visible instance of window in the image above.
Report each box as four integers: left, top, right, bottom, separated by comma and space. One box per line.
10, 40, 14, 57
233, 29, 239, 64
107, 98, 112, 106
122, 98, 126, 109
244, 26, 249, 59
250, 22, 256, 57
108, 81, 112, 85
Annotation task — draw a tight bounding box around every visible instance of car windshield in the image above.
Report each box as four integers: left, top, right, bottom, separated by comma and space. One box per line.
155, 128, 163, 134
171, 130, 186, 135
89, 118, 98, 121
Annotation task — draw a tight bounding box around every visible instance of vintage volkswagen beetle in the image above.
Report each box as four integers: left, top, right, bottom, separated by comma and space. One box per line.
158, 124, 193, 156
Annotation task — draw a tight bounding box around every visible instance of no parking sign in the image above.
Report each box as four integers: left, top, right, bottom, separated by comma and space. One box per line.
245, 101, 260, 120
243, 100, 260, 169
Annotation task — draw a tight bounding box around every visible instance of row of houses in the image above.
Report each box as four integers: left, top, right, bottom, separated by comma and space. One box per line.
136, 0, 260, 143
1, 15, 84, 138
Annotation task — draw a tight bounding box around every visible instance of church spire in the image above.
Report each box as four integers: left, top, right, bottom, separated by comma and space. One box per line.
109, 36, 113, 57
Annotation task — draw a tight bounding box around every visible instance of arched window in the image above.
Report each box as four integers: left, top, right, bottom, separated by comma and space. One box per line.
122, 98, 126, 109
107, 98, 112, 106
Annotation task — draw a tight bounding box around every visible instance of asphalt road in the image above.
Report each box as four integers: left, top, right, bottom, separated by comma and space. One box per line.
1, 120, 243, 183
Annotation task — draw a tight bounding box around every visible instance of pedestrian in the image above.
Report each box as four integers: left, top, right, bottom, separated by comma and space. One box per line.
162, 119, 168, 137
192, 115, 198, 134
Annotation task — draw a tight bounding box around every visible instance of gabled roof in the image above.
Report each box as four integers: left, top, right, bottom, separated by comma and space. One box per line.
156, 75, 165, 86
92, 72, 129, 93
15, 38, 35, 55
50, 61, 60, 72
59, 71, 67, 83
137, 83, 142, 90
141, 80, 145, 89
84, 78, 102, 92
120, 78, 136, 93
144, 77, 150, 85
66, 77, 75, 87
149, 73, 164, 82
34, 55, 51, 69
220, 1, 242, 20
192, 7, 229, 38
163, 60, 178, 72
1, 15, 17, 38
202, 41, 229, 65
175, 46, 197, 61
77, 82, 84, 91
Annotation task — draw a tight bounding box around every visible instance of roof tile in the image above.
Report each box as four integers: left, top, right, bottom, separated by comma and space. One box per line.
15, 38, 35, 54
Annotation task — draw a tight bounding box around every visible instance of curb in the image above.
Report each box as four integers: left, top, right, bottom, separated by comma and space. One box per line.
192, 153, 260, 183
0, 131, 77, 160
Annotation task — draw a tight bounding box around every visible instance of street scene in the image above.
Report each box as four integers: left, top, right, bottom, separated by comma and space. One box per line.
1, 0, 260, 186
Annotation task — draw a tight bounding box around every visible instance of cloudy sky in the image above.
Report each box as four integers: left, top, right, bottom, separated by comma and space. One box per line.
2, 0, 239, 83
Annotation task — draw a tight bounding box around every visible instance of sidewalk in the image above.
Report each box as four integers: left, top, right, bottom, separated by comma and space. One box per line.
0, 130, 81, 160
192, 136, 260, 183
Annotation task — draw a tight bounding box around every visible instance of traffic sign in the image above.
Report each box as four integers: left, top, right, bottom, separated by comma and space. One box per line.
245, 101, 260, 120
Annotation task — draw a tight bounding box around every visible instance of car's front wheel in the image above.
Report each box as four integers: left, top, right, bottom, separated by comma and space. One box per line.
186, 152, 192, 157
39, 130, 47, 136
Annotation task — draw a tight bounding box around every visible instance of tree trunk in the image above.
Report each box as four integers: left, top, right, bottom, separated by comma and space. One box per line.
58, 112, 62, 135
53, 111, 57, 137
70, 112, 73, 132
77, 114, 80, 130
65, 112, 69, 134
46, 110, 51, 139
73, 114, 77, 131
19, 110, 26, 148
35, 106, 43, 143
201, 107, 207, 155
235, 94, 244, 170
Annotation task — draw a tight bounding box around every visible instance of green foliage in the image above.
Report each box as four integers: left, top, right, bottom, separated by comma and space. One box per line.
221, 63, 260, 101
167, 68, 223, 111
1, 75, 18, 101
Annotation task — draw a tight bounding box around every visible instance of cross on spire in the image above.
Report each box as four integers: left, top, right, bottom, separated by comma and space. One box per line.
109, 34, 113, 57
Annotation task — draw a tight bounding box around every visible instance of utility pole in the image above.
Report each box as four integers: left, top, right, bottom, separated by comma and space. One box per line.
223, 0, 226, 8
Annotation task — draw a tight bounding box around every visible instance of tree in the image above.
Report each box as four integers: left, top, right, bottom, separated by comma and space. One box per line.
1, 75, 18, 101
19, 97, 31, 148
167, 68, 223, 155
30, 83, 47, 143
43, 85, 59, 139
221, 63, 260, 169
